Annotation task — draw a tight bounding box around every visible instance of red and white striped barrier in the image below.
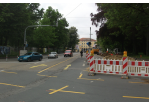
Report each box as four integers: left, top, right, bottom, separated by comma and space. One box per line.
94, 58, 123, 75
122, 57, 128, 75
87, 53, 90, 64
127, 60, 149, 77
90, 56, 95, 72
89, 57, 149, 78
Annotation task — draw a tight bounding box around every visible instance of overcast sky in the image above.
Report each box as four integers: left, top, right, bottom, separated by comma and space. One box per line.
39, 3, 99, 40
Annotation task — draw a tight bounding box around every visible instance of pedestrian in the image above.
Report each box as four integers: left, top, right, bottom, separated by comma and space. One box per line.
80, 50, 83, 57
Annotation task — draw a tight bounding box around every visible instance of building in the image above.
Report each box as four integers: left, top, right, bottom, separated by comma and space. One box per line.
78, 38, 96, 52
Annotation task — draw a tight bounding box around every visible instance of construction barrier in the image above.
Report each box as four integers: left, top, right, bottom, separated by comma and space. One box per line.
89, 57, 149, 78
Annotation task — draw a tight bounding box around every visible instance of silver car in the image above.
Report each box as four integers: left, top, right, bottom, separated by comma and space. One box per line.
48, 52, 58, 59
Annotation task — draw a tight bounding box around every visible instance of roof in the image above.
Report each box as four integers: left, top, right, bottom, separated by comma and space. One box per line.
79, 38, 96, 41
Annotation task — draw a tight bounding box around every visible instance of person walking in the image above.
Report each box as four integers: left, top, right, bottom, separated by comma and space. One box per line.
80, 50, 83, 57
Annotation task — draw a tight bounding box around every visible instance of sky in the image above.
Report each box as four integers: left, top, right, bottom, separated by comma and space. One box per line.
39, 3, 99, 40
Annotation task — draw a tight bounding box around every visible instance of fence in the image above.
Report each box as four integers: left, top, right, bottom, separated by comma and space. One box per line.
87, 55, 149, 78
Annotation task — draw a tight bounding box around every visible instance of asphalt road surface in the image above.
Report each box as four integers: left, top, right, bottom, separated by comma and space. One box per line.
0, 52, 149, 102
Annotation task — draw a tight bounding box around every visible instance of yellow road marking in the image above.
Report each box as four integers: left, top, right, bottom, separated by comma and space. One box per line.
49, 89, 85, 94
38, 57, 75, 73
1, 71, 17, 74
79, 74, 83, 78
64, 64, 71, 70
77, 78, 104, 81
129, 81, 149, 84
49, 85, 69, 94
37, 74, 57, 77
123, 96, 149, 99
30, 64, 47, 68
0, 83, 25, 88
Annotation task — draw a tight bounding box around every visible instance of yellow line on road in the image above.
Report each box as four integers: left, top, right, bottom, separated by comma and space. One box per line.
1, 71, 17, 74
30, 64, 47, 68
79, 74, 83, 78
37, 74, 57, 77
64, 64, 71, 70
77, 78, 104, 81
0, 83, 25, 88
49, 89, 85, 94
49, 85, 69, 94
123, 96, 149, 99
129, 81, 149, 84
38, 55, 77, 73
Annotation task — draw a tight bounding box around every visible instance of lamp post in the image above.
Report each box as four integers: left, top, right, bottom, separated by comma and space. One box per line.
24, 19, 58, 50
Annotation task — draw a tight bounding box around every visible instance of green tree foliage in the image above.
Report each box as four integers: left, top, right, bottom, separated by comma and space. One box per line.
67, 27, 79, 50
32, 6, 70, 50
0, 3, 44, 47
91, 3, 149, 55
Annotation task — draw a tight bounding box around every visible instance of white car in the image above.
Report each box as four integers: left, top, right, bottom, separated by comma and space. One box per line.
48, 52, 58, 59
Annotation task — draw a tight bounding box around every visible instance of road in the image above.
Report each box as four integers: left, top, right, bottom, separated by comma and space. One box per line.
0, 52, 149, 102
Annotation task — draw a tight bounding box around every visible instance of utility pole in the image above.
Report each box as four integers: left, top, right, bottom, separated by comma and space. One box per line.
89, 27, 92, 54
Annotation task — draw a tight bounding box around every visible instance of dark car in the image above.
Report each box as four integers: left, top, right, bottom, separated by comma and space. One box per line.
18, 52, 43, 62
64, 50, 73, 57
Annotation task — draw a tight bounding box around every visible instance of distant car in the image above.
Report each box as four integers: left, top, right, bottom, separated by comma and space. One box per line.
48, 52, 58, 59
18, 52, 43, 62
64, 50, 73, 57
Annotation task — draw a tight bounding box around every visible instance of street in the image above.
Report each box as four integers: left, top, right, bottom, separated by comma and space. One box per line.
0, 52, 149, 102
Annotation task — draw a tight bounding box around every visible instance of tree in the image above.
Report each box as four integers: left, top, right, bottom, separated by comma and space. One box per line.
67, 27, 79, 50
91, 3, 149, 55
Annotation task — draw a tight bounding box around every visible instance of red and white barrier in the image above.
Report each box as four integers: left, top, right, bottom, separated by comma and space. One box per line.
87, 53, 90, 64
122, 57, 128, 75
90, 56, 95, 72
127, 60, 149, 77
94, 58, 123, 75
89, 57, 149, 78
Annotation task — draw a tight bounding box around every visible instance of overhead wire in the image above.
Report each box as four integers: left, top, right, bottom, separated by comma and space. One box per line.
65, 3, 82, 17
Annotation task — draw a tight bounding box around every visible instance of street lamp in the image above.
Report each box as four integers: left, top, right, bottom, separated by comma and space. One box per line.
24, 19, 58, 50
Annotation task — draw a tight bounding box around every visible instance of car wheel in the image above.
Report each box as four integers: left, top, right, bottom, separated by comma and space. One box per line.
48, 57, 49, 59
27, 58, 31, 62
39, 57, 42, 61
57, 56, 58, 58
19, 60, 22, 62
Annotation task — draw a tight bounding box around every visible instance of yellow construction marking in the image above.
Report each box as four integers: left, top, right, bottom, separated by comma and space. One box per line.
30, 64, 47, 68
129, 81, 149, 84
1, 71, 17, 74
37, 74, 57, 77
0, 83, 25, 88
38, 55, 76, 73
64, 64, 71, 70
49, 85, 69, 94
79, 74, 83, 78
77, 78, 104, 81
49, 89, 85, 94
123, 96, 149, 99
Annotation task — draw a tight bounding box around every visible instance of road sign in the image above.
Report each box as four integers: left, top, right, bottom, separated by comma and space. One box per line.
86, 42, 91, 46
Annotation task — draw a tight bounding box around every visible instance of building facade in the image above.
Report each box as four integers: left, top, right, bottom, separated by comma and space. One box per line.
78, 38, 96, 52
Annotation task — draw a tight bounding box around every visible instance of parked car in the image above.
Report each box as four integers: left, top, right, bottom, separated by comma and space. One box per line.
18, 52, 43, 62
64, 50, 73, 57
48, 52, 58, 58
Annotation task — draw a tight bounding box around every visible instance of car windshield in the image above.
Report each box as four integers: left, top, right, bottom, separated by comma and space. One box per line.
65, 51, 71, 53
24, 53, 32, 55
51, 52, 56, 54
